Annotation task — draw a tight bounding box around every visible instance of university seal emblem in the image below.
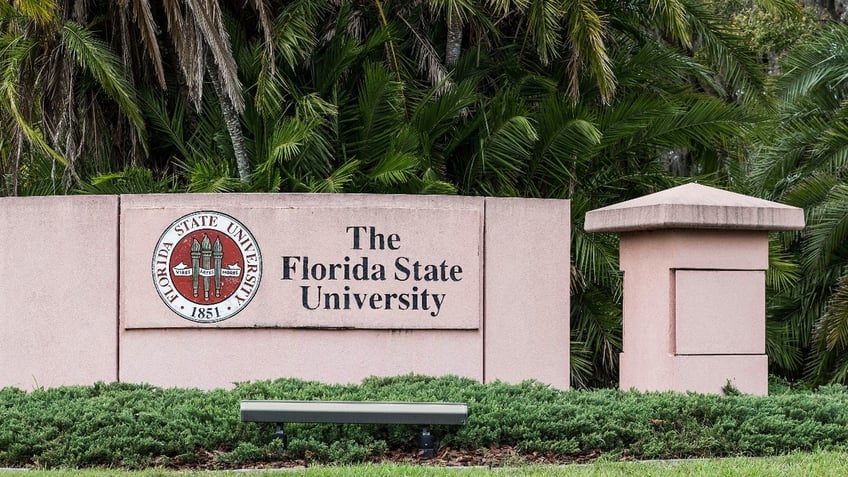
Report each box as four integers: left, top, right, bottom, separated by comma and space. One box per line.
152, 211, 262, 323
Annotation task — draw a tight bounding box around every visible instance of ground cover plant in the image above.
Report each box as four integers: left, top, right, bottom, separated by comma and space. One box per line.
1, 375, 848, 470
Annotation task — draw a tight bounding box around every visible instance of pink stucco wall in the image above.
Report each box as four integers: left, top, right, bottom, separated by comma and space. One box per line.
484, 198, 570, 388
0, 194, 570, 390
119, 329, 483, 388
675, 269, 765, 355
0, 196, 119, 389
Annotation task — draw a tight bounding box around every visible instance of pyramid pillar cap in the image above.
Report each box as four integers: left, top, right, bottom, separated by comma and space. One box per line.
584, 183, 805, 233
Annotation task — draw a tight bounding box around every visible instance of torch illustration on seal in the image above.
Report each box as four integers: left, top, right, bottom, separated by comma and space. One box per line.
201, 234, 212, 301
191, 238, 201, 297
213, 237, 223, 297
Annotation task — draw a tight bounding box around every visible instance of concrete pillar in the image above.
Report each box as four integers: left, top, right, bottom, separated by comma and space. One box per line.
585, 184, 804, 395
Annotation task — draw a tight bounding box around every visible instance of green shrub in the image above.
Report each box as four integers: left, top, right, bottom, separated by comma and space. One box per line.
3, 376, 848, 468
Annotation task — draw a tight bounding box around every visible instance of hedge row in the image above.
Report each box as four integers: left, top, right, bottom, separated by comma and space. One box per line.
1, 375, 847, 468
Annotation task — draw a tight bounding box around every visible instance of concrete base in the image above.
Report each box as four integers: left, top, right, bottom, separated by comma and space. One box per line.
620, 353, 768, 395
119, 328, 483, 388
673, 354, 768, 395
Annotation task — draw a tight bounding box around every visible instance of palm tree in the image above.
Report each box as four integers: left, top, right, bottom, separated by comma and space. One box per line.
749, 24, 848, 384
113, 0, 277, 184
0, 1, 145, 195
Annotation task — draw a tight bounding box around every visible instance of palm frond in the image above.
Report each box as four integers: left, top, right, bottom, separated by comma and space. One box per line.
525, 0, 563, 65
781, 173, 839, 210
296, 92, 339, 121
777, 25, 848, 105
80, 166, 174, 194
569, 339, 595, 389
820, 275, 848, 352
161, 0, 205, 109
754, 0, 802, 17
411, 79, 477, 159
571, 195, 621, 291
636, 95, 751, 153
533, 97, 600, 183
257, 117, 322, 173
649, 0, 691, 47
0, 27, 66, 166
308, 159, 360, 193
612, 35, 720, 95
60, 21, 146, 146
806, 272, 848, 384
127, 0, 165, 88
486, 0, 530, 17
827, 354, 848, 384
367, 150, 419, 187
186, 88, 229, 160
571, 286, 622, 385
766, 237, 801, 293
398, 13, 449, 89
595, 95, 676, 149
312, 20, 393, 96
765, 318, 802, 372
473, 114, 537, 189
353, 61, 405, 162
563, 0, 614, 102
186, 157, 243, 192
417, 167, 457, 194
809, 127, 848, 176
249, 0, 275, 70
141, 90, 189, 159
749, 116, 824, 199
801, 184, 848, 273
273, 0, 323, 68
253, 46, 289, 116
13, 0, 57, 24
183, 0, 243, 113
680, 0, 765, 100
364, 125, 420, 188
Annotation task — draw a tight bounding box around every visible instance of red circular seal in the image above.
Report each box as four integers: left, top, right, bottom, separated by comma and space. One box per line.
152, 211, 262, 323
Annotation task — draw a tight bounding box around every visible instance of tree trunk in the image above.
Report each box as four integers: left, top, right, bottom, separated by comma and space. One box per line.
445, 16, 462, 67
837, 0, 848, 20
210, 67, 251, 184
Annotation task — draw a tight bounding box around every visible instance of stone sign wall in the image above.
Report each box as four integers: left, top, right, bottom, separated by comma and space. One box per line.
0, 194, 570, 390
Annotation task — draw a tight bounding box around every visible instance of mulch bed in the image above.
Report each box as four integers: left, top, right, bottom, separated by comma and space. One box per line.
157, 446, 607, 471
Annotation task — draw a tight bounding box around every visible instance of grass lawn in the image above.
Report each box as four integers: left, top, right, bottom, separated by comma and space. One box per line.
2, 451, 847, 476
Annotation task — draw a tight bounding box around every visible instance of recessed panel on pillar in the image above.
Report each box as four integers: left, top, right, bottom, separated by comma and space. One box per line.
674, 270, 765, 355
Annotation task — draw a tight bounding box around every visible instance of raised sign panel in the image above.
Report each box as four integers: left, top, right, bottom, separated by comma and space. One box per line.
122, 194, 483, 329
